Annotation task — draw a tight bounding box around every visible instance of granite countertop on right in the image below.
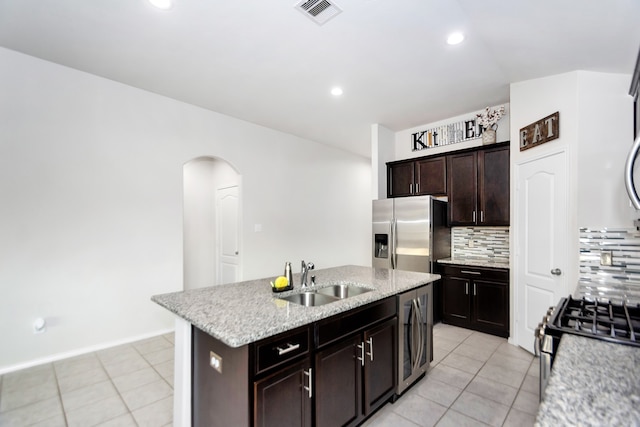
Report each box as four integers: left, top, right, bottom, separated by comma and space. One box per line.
536, 334, 640, 426
437, 257, 509, 269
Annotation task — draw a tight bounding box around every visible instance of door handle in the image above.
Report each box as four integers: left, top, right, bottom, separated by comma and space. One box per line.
366, 337, 374, 362
550, 268, 562, 276
303, 368, 312, 398
624, 133, 640, 209
357, 342, 365, 367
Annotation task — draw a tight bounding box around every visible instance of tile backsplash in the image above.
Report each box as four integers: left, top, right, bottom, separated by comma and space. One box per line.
576, 228, 640, 304
452, 227, 510, 261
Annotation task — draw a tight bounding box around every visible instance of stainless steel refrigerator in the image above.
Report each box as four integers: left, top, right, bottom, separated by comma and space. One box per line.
372, 195, 450, 273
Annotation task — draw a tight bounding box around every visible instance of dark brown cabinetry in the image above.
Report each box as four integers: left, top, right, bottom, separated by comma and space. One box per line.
254, 359, 312, 427
387, 156, 447, 198
448, 144, 510, 226
192, 297, 398, 427
439, 264, 509, 337
315, 317, 396, 427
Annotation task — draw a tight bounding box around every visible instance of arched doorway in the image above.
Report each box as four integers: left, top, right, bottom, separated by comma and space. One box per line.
183, 156, 241, 290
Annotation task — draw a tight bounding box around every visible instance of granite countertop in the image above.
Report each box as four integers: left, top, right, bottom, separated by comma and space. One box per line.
437, 257, 509, 269
536, 335, 640, 426
152, 265, 439, 348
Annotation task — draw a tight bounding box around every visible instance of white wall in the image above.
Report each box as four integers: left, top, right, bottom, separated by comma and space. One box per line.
370, 124, 395, 200
0, 47, 372, 372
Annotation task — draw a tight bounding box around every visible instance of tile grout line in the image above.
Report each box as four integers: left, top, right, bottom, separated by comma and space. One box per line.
52, 361, 71, 427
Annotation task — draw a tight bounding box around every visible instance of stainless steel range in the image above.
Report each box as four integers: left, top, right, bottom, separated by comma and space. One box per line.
535, 296, 640, 400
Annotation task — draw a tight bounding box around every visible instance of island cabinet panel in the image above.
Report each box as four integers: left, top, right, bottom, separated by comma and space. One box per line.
439, 264, 509, 338
254, 359, 312, 427
192, 296, 399, 427
192, 327, 250, 427
447, 143, 510, 226
315, 335, 362, 427
315, 317, 397, 427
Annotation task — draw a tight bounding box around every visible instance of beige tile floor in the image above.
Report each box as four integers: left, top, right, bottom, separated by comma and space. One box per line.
0, 333, 175, 426
0, 324, 538, 427
363, 323, 539, 427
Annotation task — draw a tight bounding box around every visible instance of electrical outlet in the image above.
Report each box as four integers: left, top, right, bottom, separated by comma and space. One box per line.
468, 239, 474, 248
600, 250, 613, 266
210, 351, 223, 374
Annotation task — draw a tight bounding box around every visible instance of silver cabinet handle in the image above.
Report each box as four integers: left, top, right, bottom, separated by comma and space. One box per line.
550, 268, 562, 276
409, 183, 413, 194
416, 182, 420, 193
473, 283, 477, 296
366, 337, 374, 362
357, 342, 365, 366
303, 368, 312, 398
625, 133, 640, 209
480, 211, 484, 223
276, 343, 300, 355
472, 210, 476, 222
461, 270, 481, 275
465, 282, 469, 295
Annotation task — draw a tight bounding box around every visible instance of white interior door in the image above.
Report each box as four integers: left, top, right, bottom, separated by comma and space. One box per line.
216, 186, 240, 285
515, 150, 569, 353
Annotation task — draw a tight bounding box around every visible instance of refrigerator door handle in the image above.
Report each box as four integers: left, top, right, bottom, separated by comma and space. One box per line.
392, 218, 398, 269
625, 133, 640, 210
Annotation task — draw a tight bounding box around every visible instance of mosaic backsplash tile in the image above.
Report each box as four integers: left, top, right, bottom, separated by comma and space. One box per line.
452, 227, 510, 262
576, 228, 640, 305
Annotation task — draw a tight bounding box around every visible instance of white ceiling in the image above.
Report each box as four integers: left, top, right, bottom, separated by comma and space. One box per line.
1, 0, 639, 158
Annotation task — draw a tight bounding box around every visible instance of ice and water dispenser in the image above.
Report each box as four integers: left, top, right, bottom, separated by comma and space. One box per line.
374, 234, 389, 259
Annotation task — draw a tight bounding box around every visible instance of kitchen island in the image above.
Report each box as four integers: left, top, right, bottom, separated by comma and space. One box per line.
152, 265, 440, 427
535, 334, 640, 426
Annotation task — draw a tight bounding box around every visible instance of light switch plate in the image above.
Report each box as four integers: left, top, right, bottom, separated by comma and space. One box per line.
600, 250, 613, 266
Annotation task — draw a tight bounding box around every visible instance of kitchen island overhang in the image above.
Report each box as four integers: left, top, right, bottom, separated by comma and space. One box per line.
151, 265, 440, 427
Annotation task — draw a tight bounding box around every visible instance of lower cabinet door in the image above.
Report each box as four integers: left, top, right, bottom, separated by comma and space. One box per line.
254, 359, 312, 427
363, 318, 396, 415
315, 335, 362, 427
473, 279, 509, 337
442, 276, 471, 325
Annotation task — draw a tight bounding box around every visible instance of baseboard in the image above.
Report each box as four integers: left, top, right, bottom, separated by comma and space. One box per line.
0, 328, 175, 375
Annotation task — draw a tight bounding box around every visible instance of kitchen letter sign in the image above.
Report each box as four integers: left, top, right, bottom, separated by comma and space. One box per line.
519, 112, 559, 151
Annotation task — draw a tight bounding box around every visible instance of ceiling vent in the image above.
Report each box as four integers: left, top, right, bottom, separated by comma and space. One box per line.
295, 0, 342, 25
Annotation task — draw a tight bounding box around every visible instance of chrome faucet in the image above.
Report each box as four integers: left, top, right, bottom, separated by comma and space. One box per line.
301, 260, 315, 287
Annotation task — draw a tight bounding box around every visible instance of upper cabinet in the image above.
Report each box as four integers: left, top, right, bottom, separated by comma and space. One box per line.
448, 144, 510, 226
386, 143, 510, 226
387, 156, 447, 198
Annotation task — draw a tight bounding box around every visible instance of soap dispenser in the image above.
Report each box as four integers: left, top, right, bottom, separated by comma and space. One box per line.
284, 262, 293, 289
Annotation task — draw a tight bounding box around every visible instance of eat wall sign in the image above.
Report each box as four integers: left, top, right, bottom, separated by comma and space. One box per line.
519, 112, 559, 151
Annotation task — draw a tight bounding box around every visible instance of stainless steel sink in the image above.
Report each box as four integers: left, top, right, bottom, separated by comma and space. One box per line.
316, 284, 372, 299
277, 284, 373, 307
278, 292, 339, 307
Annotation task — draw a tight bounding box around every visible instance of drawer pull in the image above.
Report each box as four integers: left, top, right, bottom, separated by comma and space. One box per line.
461, 270, 481, 275
276, 343, 300, 356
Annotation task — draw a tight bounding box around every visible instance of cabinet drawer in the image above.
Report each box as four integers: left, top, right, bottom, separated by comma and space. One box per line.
316, 297, 396, 348
254, 327, 310, 375
439, 264, 508, 282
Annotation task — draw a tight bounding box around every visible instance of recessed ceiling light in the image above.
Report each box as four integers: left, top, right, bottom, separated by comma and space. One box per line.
331, 87, 343, 96
148, 0, 172, 10
447, 32, 464, 45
